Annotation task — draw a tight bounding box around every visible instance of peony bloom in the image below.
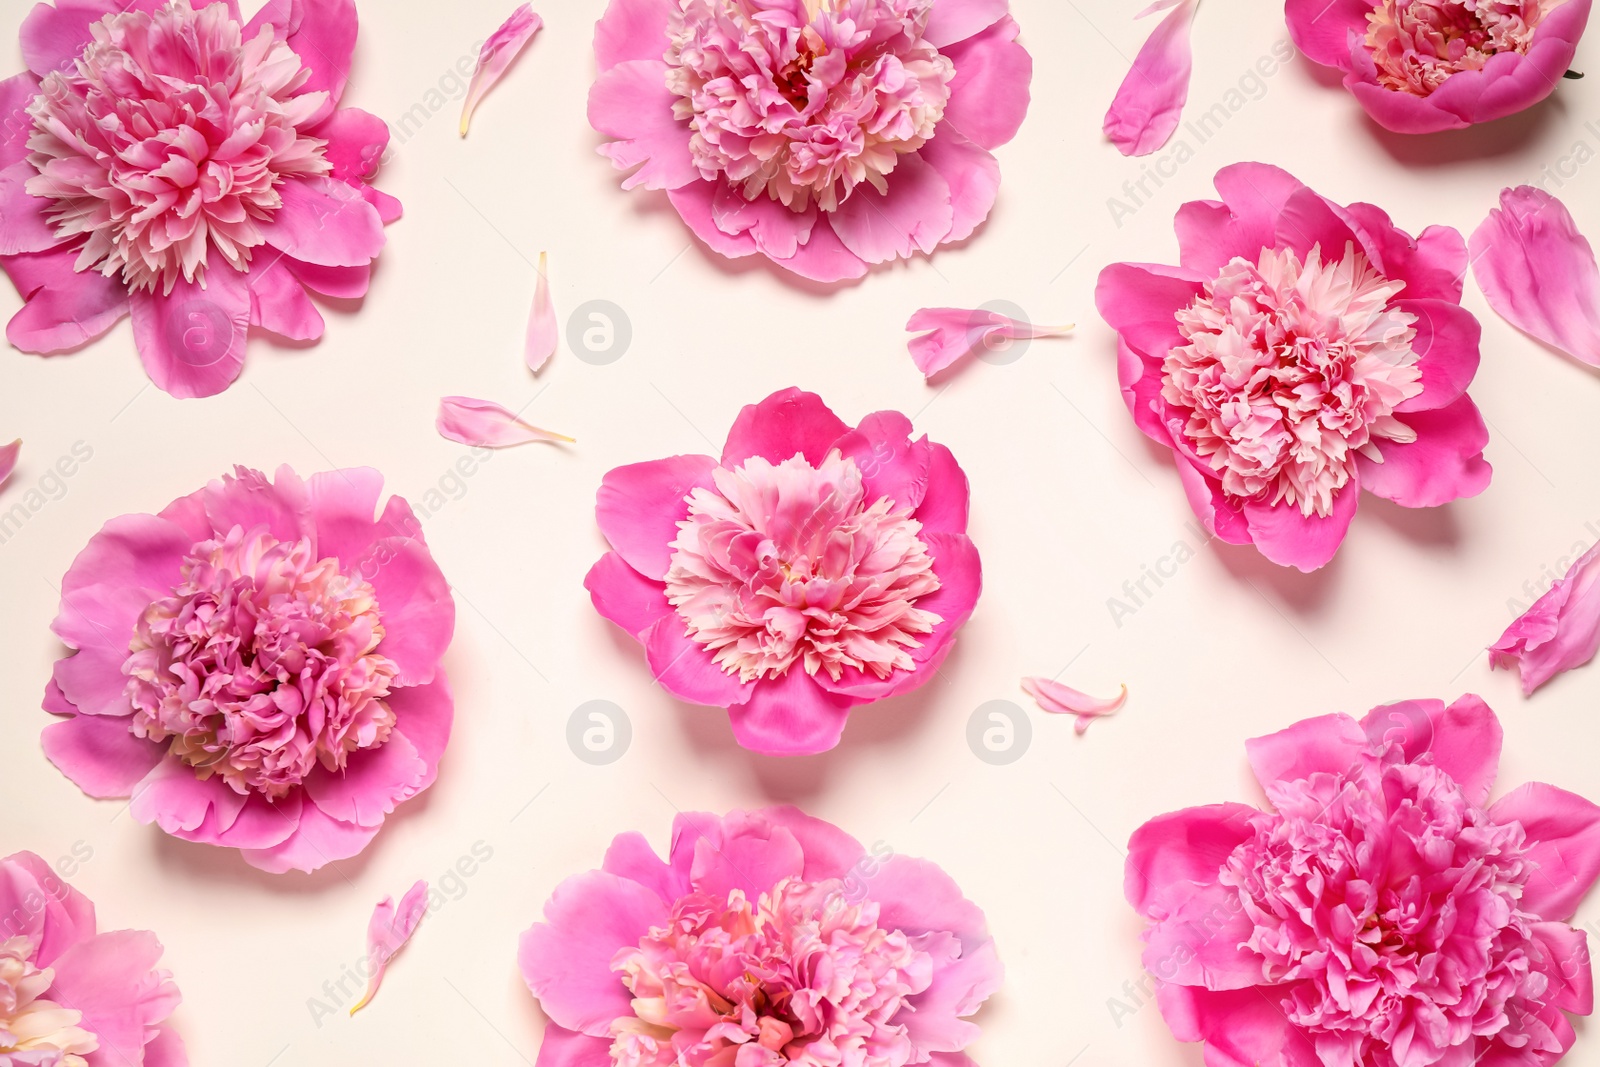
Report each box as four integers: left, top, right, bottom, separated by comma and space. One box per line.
1491, 538, 1600, 694
1285, 0, 1591, 133
0, 850, 186, 1067
41, 465, 455, 874
0, 0, 401, 398
519, 806, 1002, 1067
1127, 695, 1600, 1067
584, 388, 980, 755
1096, 162, 1491, 572
587, 0, 1032, 282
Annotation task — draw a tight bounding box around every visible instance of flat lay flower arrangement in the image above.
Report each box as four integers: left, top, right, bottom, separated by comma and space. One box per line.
2, 0, 1600, 1063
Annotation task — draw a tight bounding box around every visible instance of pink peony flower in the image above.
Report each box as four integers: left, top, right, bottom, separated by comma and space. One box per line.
1096, 162, 1491, 572
1285, 0, 1591, 132
0, 850, 186, 1067
0, 0, 401, 398
1491, 537, 1600, 694
41, 465, 455, 874
518, 806, 1002, 1067
584, 388, 980, 755
587, 0, 1032, 282
1127, 695, 1600, 1067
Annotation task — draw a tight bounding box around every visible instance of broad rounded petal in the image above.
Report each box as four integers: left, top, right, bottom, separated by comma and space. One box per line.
585, 551, 672, 640
301, 467, 384, 563
684, 815, 806, 899
20, 0, 118, 79
205, 791, 301, 850
1173, 450, 1251, 545
1396, 298, 1482, 413
238, 800, 379, 874
916, 132, 999, 244
667, 180, 759, 262
758, 805, 866, 881
53, 512, 191, 658
518, 870, 667, 1037
866, 854, 987, 944
1125, 803, 1257, 916
1242, 481, 1359, 572
1284, 0, 1368, 68
1095, 261, 1206, 360
385, 678, 453, 790
721, 388, 850, 468
51, 648, 130, 720
247, 257, 324, 342
1102, 0, 1196, 157
1362, 695, 1501, 806
312, 106, 389, 185
535, 1026, 613, 1067
938, 16, 1031, 150
1356, 396, 1491, 509
48, 929, 180, 1064
363, 536, 455, 686
1154, 984, 1324, 1067
1339, 204, 1466, 303
1347, 65, 1465, 133
1273, 186, 1361, 262
912, 443, 970, 535
828, 153, 953, 264
303, 729, 425, 830
140, 1027, 188, 1067
42, 711, 163, 799
832, 411, 932, 512
1, 850, 96, 966
129, 270, 250, 399
284, 257, 370, 299
1489, 782, 1600, 921
1246, 713, 1367, 793
591, 61, 699, 191
727, 668, 856, 755
902, 939, 1002, 1055
596, 454, 718, 580
643, 615, 755, 709
601, 831, 688, 905
594, 0, 675, 69
711, 183, 817, 260
200, 464, 311, 545
922, 0, 1007, 47
0, 161, 64, 255
1117, 336, 1177, 446
128, 758, 246, 839
1491, 540, 1600, 696
3, 246, 129, 355
0, 74, 44, 169
769, 218, 869, 282
256, 177, 385, 268
1143, 883, 1262, 990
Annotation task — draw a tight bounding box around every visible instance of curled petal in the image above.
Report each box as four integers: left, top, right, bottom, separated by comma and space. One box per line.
527, 252, 557, 372
1022, 676, 1127, 734
1491, 540, 1600, 695
1103, 0, 1198, 156
905, 307, 1071, 379
437, 396, 573, 447
0, 438, 18, 487
351, 879, 430, 1014
1470, 186, 1600, 367
461, 4, 544, 135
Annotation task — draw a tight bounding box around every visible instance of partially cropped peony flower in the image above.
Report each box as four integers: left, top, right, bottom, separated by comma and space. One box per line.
587, 0, 1032, 282
1096, 162, 1491, 571
0, 850, 186, 1067
1286, 0, 1591, 132
584, 388, 980, 755
1127, 695, 1600, 1067
41, 465, 455, 873
0, 0, 401, 398
519, 807, 1002, 1067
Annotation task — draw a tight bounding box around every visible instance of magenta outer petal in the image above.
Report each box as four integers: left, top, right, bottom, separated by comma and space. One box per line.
755, 806, 867, 880
535, 1026, 613, 1067
923, 0, 1007, 47
1273, 186, 1361, 262
129, 270, 250, 399
1362, 694, 1501, 805
899, 939, 1002, 1055
1284, 0, 1367, 68
1095, 261, 1206, 362
301, 466, 383, 563
48, 929, 180, 1067
939, 16, 1031, 150
1125, 803, 1256, 917
727, 668, 856, 755
19, 0, 117, 79
1491, 540, 1600, 696
3, 246, 129, 355
1532, 921, 1594, 1014
1489, 782, 1600, 922
1154, 983, 1325, 1067
238, 800, 379, 874
865, 853, 987, 943
828, 152, 953, 264
590, 60, 699, 191
53, 512, 191, 659
711, 182, 818, 260
1174, 162, 1309, 276
362, 536, 455, 686
42, 710, 164, 799
0, 74, 42, 169
1245, 713, 1367, 793
1174, 452, 1252, 546
200, 464, 312, 544
254, 0, 358, 120
681, 814, 808, 898
769, 218, 870, 282
141, 1027, 188, 1067
285, 257, 371, 299
667, 180, 759, 260
596, 453, 718, 581
643, 615, 756, 709
256, 176, 385, 268
601, 831, 690, 905
312, 106, 390, 185
302, 730, 425, 829
1242, 482, 1359, 573
585, 551, 671, 639
1, 850, 97, 967
1340, 204, 1467, 303
1470, 186, 1600, 367
1357, 396, 1491, 508
1395, 298, 1482, 413
385, 677, 453, 791
913, 443, 971, 535
722, 388, 850, 468
832, 411, 932, 512
0, 161, 65, 255
593, 0, 675, 70
247, 258, 324, 342
1142, 882, 1262, 990
1103, 0, 1196, 157
917, 132, 999, 244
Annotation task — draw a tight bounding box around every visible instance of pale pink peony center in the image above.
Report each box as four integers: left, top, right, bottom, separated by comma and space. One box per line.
665, 0, 954, 212
0, 937, 97, 1067
609, 877, 932, 1067
122, 525, 399, 800
664, 452, 942, 683
25, 0, 331, 293
1365, 0, 1546, 95
1164, 242, 1424, 517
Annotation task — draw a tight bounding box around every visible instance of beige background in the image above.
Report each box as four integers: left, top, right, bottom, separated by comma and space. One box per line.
2, 0, 1600, 1064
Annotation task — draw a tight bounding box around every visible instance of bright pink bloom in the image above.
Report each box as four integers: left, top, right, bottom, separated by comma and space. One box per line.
41, 465, 455, 874
1286, 0, 1591, 132
0, 0, 400, 398
1491, 538, 1600, 694
0, 850, 186, 1067
518, 807, 1002, 1067
584, 388, 980, 755
1096, 162, 1491, 572
1127, 696, 1600, 1067
1471, 186, 1600, 367
588, 0, 1032, 282
1103, 0, 1199, 156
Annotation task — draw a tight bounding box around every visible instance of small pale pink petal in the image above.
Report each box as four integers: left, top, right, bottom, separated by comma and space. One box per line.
1103, 0, 1199, 157
437, 396, 573, 448
461, 5, 543, 136
1491, 539, 1600, 695
527, 252, 557, 372
1470, 186, 1600, 367
1022, 676, 1127, 734
906, 307, 1071, 379
351, 879, 430, 1014
0, 439, 17, 486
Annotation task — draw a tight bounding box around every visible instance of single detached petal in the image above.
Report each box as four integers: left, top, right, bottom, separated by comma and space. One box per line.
0, 438, 17, 487
1103, 0, 1199, 157
351, 880, 430, 1014
1491, 540, 1600, 695
905, 307, 1071, 379
461, 4, 544, 135
1022, 676, 1127, 734
437, 396, 573, 448
527, 252, 557, 372
1470, 186, 1600, 367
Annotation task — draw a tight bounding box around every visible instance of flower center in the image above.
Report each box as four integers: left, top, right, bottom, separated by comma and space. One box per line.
0, 938, 97, 1067
664, 0, 954, 212
25, 0, 332, 293
663, 452, 941, 683
1164, 243, 1424, 517
608, 877, 930, 1067
1365, 0, 1545, 95
122, 525, 399, 800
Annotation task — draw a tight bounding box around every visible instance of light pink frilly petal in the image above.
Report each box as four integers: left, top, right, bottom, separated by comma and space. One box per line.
0, 438, 17, 486
906, 307, 1071, 379
1491, 539, 1600, 695
1103, 0, 1199, 157
437, 396, 573, 448
351, 879, 430, 1014
461, 4, 543, 136
1470, 186, 1600, 367
1022, 676, 1127, 734
527, 252, 557, 372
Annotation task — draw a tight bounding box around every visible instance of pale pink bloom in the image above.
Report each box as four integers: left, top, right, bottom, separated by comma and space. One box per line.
1129, 696, 1600, 1067
42, 465, 455, 873
589, 0, 1032, 281
1491, 539, 1600, 694
0, 850, 186, 1067
526, 252, 556, 372
1104, 0, 1199, 156
461, 4, 543, 136
1097, 163, 1491, 572
1471, 186, 1600, 367
1021, 676, 1126, 734
519, 807, 1002, 1067
0, 0, 400, 398
585, 388, 980, 755
351, 880, 429, 1015
0, 438, 17, 486
905, 306, 1070, 379
1287, 0, 1591, 132
436, 395, 572, 447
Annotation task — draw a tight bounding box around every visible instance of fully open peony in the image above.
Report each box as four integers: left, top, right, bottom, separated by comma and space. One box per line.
41, 465, 455, 874
584, 388, 980, 755
587, 0, 1032, 282
519, 806, 1002, 1067
1096, 162, 1490, 572
1127, 696, 1600, 1067
0, 0, 400, 398
1285, 0, 1592, 132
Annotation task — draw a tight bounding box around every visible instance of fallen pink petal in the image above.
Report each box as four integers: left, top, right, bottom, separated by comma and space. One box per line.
0, 438, 17, 486
906, 307, 1070, 379
437, 396, 573, 447
1470, 186, 1600, 368
527, 252, 557, 372
352, 880, 430, 1014
1103, 0, 1198, 156
461, 4, 543, 136
1491, 539, 1600, 695
1023, 676, 1127, 734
